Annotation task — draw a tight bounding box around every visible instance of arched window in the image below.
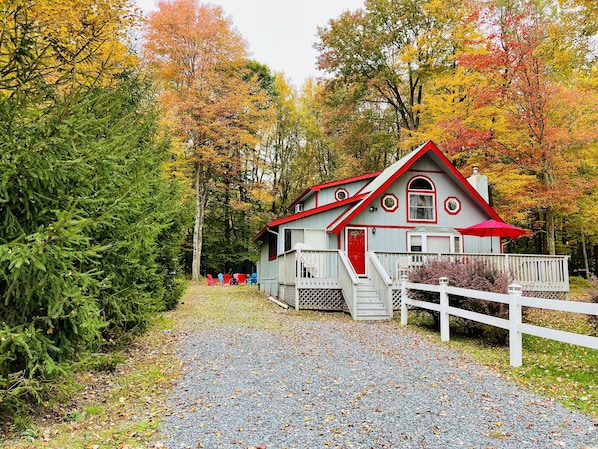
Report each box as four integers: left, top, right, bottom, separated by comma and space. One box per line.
408, 177, 436, 222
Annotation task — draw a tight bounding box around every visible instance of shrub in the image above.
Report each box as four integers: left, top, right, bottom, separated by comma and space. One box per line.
0, 78, 191, 418
407, 259, 512, 343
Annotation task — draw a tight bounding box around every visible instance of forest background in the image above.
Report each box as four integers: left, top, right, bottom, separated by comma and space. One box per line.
0, 0, 597, 420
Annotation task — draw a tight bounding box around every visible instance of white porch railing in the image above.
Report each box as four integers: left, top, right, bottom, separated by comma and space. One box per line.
400, 277, 598, 367
278, 251, 297, 286
375, 252, 570, 293
279, 249, 341, 287
297, 249, 340, 288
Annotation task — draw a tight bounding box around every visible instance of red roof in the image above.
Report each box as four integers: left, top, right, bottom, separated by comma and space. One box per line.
252, 193, 367, 241
326, 141, 501, 233
253, 140, 502, 241
286, 171, 380, 211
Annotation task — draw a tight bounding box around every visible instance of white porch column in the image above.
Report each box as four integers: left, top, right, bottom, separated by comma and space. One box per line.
295, 250, 300, 310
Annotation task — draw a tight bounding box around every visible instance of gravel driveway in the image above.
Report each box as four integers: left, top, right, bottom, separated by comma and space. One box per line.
162, 295, 597, 449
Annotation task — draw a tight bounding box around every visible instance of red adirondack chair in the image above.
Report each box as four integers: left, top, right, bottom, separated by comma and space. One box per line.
206, 274, 215, 286
237, 273, 247, 285
222, 273, 231, 286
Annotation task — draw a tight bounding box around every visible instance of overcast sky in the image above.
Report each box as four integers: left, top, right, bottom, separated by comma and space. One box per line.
135, 0, 365, 87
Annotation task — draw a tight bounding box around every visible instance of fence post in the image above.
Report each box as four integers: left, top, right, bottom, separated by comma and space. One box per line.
508, 283, 523, 367
400, 274, 409, 325
439, 277, 450, 342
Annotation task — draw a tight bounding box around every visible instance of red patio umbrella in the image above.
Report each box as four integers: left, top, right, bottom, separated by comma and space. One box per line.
458, 219, 528, 253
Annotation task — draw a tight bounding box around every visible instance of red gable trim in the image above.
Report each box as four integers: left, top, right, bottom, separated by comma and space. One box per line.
328, 141, 501, 234
286, 172, 380, 211
312, 172, 380, 191
286, 187, 312, 212
252, 193, 368, 242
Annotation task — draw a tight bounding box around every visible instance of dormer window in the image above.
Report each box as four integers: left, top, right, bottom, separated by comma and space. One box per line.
335, 188, 349, 201
408, 176, 436, 222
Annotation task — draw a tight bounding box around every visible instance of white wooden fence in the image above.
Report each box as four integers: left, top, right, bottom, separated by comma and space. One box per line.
399, 276, 598, 367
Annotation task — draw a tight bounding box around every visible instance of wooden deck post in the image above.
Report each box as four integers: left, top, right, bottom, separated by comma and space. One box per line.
509, 283, 523, 367
439, 277, 450, 342
400, 274, 408, 325
294, 251, 300, 310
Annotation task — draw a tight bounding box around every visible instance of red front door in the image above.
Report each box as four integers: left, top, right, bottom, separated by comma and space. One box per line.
347, 228, 366, 276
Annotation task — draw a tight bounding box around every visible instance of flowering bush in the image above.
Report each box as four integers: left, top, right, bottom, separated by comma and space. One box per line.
407, 259, 512, 344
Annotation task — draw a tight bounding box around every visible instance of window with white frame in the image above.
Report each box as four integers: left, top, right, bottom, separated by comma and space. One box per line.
408, 233, 461, 254
408, 177, 436, 222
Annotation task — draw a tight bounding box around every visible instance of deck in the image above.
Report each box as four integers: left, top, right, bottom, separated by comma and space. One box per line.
261, 250, 570, 320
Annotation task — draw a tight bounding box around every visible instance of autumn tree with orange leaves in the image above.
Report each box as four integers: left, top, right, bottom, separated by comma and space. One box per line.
437, 0, 598, 255
143, 0, 271, 280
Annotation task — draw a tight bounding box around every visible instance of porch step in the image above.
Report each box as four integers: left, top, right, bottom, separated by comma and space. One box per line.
355, 283, 390, 321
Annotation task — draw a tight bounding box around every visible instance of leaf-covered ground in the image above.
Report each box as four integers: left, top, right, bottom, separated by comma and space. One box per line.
1, 283, 596, 448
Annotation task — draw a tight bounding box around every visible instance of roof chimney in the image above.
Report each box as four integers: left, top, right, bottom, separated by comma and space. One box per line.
467, 167, 489, 203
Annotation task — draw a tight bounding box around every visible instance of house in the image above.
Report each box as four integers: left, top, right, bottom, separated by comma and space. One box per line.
252, 141, 569, 320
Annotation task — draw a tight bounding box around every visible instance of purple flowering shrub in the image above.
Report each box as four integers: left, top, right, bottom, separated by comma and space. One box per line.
407, 259, 512, 344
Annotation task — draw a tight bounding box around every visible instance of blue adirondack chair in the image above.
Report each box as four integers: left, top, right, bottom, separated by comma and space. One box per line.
249, 273, 258, 285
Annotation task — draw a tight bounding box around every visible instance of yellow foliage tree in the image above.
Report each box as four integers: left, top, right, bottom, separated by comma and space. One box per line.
143, 0, 270, 279
0, 0, 139, 94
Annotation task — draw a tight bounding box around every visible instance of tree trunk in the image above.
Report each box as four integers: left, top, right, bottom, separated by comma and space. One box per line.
192, 164, 208, 281
581, 232, 590, 279
546, 209, 556, 256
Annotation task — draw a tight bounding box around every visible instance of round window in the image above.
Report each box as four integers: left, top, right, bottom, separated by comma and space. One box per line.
444, 197, 461, 214
381, 194, 398, 212
335, 188, 348, 201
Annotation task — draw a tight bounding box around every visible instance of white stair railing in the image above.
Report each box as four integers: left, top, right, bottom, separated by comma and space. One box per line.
367, 252, 393, 318
338, 251, 360, 319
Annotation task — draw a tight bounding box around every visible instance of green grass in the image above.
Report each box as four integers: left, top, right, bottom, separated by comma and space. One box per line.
404, 304, 598, 417
178, 284, 294, 332
569, 275, 593, 291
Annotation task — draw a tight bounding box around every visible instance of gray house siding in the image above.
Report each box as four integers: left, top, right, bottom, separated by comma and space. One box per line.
258, 244, 278, 297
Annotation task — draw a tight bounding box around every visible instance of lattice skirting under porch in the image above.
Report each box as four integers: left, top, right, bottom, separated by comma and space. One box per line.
280, 284, 296, 308
279, 286, 345, 310
298, 288, 344, 310
392, 289, 402, 311
523, 290, 568, 300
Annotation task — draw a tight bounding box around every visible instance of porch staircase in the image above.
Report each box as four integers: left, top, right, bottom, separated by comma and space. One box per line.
355, 282, 390, 320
